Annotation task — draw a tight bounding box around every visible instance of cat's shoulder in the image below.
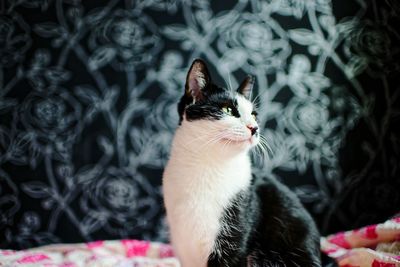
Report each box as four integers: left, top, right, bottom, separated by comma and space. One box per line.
250, 175, 305, 211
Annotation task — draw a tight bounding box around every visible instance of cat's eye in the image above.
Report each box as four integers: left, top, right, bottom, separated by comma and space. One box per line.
251, 112, 257, 120
222, 106, 233, 115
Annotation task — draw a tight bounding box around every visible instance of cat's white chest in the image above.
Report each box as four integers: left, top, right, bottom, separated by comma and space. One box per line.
163, 144, 251, 267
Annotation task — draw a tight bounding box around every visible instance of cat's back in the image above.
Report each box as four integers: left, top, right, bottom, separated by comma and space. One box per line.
248, 176, 321, 266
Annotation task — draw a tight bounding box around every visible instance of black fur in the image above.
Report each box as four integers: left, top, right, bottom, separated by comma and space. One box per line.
178, 87, 241, 123
208, 176, 321, 267
208, 189, 258, 267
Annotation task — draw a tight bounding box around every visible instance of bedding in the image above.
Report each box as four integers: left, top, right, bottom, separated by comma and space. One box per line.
1, 217, 399, 267
0, 240, 179, 267
322, 217, 400, 266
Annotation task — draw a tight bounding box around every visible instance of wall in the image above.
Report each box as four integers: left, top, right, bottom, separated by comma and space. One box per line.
1, 0, 399, 249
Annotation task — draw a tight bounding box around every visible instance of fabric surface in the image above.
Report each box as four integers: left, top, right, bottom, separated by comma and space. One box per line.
2, 216, 399, 267
0, 240, 178, 267
1, 0, 400, 249
322, 217, 400, 267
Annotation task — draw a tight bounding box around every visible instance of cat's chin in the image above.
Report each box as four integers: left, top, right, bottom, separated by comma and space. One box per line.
221, 137, 258, 148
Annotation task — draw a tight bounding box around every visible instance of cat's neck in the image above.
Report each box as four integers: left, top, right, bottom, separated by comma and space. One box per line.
171, 122, 251, 167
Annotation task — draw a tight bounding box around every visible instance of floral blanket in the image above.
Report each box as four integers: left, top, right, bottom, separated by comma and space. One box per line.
1, 218, 399, 267
0, 240, 179, 267
322, 217, 400, 266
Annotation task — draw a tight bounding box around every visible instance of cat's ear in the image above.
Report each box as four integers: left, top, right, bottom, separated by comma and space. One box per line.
185, 59, 211, 102
237, 75, 255, 99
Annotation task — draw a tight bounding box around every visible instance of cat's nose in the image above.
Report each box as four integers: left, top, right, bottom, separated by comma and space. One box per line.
247, 125, 258, 136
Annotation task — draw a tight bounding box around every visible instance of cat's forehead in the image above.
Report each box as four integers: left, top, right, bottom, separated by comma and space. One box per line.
211, 89, 252, 106
211, 89, 254, 112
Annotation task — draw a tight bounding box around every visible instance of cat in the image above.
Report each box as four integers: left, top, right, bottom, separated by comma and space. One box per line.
163, 59, 321, 267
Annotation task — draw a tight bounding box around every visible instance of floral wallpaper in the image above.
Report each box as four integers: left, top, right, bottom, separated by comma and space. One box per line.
0, 0, 399, 249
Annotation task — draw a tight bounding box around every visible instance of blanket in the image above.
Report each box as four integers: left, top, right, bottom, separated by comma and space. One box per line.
1, 217, 399, 267
322, 217, 400, 266
0, 240, 179, 267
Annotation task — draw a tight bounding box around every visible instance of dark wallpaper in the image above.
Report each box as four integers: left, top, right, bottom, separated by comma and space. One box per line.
0, 0, 399, 249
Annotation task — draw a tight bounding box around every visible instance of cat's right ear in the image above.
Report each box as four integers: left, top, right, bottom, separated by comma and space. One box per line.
185, 59, 211, 102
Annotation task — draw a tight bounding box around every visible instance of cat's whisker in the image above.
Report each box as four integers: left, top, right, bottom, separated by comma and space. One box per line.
252, 101, 260, 110
256, 143, 270, 161
201, 135, 227, 151
251, 135, 273, 162
177, 134, 216, 150
196, 136, 225, 152
187, 130, 222, 144
221, 138, 232, 154
196, 131, 231, 153
251, 91, 263, 108
258, 134, 274, 156
252, 142, 267, 164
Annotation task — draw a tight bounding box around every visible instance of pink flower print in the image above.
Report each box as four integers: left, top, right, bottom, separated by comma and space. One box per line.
362, 225, 378, 239
17, 253, 50, 263
159, 245, 174, 258
328, 232, 352, 249
372, 260, 396, 267
122, 239, 150, 257
87, 240, 104, 249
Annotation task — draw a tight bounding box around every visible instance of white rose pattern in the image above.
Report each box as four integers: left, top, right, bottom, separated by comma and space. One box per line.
0, 0, 399, 249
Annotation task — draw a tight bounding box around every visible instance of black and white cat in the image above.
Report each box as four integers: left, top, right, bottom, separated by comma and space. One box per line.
163, 59, 321, 267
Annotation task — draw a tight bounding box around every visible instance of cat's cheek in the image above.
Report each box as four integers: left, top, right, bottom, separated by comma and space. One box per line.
218, 116, 237, 125
219, 117, 249, 134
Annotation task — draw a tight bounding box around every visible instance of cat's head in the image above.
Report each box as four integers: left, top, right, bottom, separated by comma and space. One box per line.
177, 59, 259, 154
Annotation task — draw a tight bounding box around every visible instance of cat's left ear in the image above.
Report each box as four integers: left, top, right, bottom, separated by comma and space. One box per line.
185, 59, 211, 102
237, 75, 255, 99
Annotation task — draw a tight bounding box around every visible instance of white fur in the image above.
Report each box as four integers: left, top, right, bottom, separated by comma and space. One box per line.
163, 94, 259, 267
